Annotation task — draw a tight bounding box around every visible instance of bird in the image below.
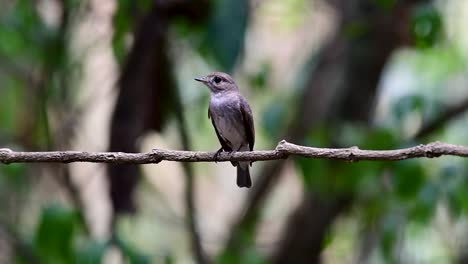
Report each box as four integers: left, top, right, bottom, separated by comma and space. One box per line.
195, 72, 255, 188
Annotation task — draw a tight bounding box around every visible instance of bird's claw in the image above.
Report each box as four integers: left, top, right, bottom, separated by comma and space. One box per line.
214, 148, 223, 163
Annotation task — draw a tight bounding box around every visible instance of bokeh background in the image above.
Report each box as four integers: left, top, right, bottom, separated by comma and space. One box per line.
1, 0, 468, 263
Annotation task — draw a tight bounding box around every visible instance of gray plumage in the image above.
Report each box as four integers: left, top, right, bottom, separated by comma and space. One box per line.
195, 72, 255, 188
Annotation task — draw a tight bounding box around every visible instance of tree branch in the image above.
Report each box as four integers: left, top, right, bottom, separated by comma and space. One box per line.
1, 141, 468, 164
415, 96, 468, 140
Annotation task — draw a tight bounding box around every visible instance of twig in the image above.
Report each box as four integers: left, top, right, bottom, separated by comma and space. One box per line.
1, 141, 468, 164
415, 96, 468, 140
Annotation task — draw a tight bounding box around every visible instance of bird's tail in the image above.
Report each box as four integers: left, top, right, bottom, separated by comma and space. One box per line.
237, 162, 252, 188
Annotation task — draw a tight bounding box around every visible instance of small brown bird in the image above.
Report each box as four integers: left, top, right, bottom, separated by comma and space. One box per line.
195, 72, 255, 188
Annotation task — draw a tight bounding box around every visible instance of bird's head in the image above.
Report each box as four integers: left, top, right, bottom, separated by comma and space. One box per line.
195, 72, 238, 94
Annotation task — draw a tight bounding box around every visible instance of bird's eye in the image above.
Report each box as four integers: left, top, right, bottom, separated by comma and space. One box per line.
213, 76, 222, 84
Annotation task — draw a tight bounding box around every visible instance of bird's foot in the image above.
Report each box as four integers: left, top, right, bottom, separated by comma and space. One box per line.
214, 147, 224, 163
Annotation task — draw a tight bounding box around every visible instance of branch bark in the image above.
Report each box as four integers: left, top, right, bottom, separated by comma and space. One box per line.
1, 141, 468, 164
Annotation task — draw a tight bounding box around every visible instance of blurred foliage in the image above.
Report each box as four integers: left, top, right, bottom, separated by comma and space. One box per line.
0, 79, 23, 141
11, 204, 152, 263
218, 249, 267, 264
1, 0, 468, 263
261, 97, 288, 140
113, 235, 151, 264
112, 0, 153, 65
248, 63, 271, 91
200, 0, 249, 72
344, 21, 369, 39
0, 163, 27, 188
34, 205, 81, 263
217, 207, 265, 264
0, 0, 78, 149
411, 4, 442, 49
15, 204, 107, 264
372, 0, 396, 10
0, 0, 47, 62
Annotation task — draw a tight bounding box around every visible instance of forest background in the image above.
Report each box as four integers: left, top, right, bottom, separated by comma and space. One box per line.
1, 0, 468, 263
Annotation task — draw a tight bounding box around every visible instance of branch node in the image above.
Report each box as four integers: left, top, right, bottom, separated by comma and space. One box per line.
276, 140, 289, 152
424, 143, 441, 158
0, 148, 13, 153
151, 149, 162, 154
149, 150, 163, 163
348, 146, 359, 162
346, 146, 359, 163
0, 149, 12, 164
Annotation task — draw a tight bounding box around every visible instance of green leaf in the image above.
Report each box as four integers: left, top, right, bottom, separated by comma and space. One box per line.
408, 182, 438, 223
335, 125, 397, 150
362, 128, 397, 150
164, 254, 174, 264
392, 94, 426, 122
112, 0, 152, 64
294, 128, 332, 191
392, 160, 425, 200
114, 234, 151, 264
372, 0, 396, 10
443, 166, 468, 217
112, 0, 133, 64
34, 205, 79, 263
344, 21, 369, 39
380, 213, 402, 261
0, 0, 49, 62
248, 63, 271, 91
0, 78, 23, 134
217, 245, 267, 264
75, 241, 108, 264
261, 98, 288, 140
201, 0, 249, 71
411, 4, 442, 49
295, 157, 329, 192
217, 211, 262, 264
1, 163, 27, 189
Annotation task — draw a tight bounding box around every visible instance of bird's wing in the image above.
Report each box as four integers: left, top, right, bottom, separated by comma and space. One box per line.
239, 96, 255, 151
208, 106, 232, 151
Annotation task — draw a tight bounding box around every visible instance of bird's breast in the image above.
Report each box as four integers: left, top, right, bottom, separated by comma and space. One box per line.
210, 95, 246, 149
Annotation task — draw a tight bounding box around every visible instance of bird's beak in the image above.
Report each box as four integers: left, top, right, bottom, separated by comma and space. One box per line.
194, 76, 207, 83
